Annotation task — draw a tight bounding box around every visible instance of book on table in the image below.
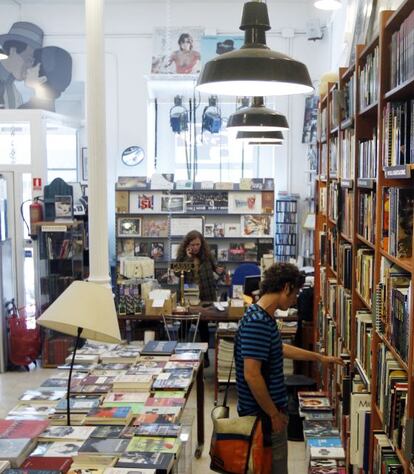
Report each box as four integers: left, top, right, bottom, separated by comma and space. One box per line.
115, 451, 174, 473
0, 420, 49, 438
77, 437, 130, 456
140, 341, 177, 356
121, 423, 181, 438
20, 456, 73, 472
84, 406, 133, 425
126, 436, 181, 456
38, 425, 95, 442
0, 439, 36, 467
30, 440, 84, 457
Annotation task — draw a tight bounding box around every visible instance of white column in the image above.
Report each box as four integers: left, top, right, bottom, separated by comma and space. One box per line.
85, 0, 110, 287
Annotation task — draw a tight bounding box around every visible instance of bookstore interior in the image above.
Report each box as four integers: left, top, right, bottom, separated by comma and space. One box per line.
0, 0, 413, 472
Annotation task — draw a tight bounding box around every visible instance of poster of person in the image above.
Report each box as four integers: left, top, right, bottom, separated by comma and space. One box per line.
151, 27, 203, 74
302, 95, 319, 144
200, 35, 244, 66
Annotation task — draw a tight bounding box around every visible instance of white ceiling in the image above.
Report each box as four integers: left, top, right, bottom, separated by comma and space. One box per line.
2, 0, 314, 4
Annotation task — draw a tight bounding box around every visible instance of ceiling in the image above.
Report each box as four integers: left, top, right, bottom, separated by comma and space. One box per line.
2, 0, 313, 4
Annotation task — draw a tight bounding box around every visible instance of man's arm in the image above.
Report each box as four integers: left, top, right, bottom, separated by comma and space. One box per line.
283, 343, 343, 366
244, 358, 288, 432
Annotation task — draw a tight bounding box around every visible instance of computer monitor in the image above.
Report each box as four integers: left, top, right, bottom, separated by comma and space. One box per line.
243, 275, 261, 297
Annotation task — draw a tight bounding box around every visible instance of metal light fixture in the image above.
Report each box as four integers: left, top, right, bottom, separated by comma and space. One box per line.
196, 1, 313, 96
237, 130, 284, 142
227, 97, 289, 131
0, 48, 8, 60
314, 0, 342, 10
248, 140, 283, 146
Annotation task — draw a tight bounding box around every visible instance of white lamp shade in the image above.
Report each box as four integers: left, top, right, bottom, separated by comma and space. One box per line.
37, 281, 121, 343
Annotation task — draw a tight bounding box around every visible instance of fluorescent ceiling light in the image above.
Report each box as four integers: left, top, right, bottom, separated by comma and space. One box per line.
314, 0, 342, 10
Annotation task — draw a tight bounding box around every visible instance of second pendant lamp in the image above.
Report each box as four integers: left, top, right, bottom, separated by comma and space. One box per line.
196, 1, 313, 96
227, 97, 289, 132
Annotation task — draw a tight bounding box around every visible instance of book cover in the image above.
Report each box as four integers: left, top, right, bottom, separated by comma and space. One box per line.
228, 243, 246, 262
224, 223, 240, 238
102, 402, 145, 415
250, 178, 264, 190
307, 437, 342, 448
228, 192, 262, 214
103, 392, 149, 404
141, 341, 177, 356
0, 420, 49, 439
8, 402, 55, 418
86, 406, 132, 420
126, 436, 181, 455
133, 413, 178, 425
150, 242, 165, 260
309, 446, 345, 460
21, 457, 73, 472
121, 424, 181, 438
90, 425, 124, 439
0, 439, 35, 465
144, 397, 186, 408
78, 438, 130, 455
152, 371, 192, 390
54, 397, 101, 413
241, 214, 272, 237
115, 191, 129, 213
19, 390, 64, 403
134, 241, 149, 257
117, 177, 148, 189
33, 441, 84, 457
115, 452, 174, 472
261, 191, 274, 212
142, 217, 168, 238
38, 426, 95, 442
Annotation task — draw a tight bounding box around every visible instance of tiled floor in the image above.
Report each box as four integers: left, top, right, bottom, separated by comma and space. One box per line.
0, 355, 308, 473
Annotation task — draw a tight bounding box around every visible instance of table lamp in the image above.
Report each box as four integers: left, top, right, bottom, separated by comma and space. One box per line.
37, 280, 121, 425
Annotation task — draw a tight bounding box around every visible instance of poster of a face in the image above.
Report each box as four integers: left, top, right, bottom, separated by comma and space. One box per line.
200, 35, 244, 66
151, 27, 203, 74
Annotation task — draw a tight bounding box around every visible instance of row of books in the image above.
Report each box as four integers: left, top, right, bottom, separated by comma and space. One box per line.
339, 188, 354, 238
383, 100, 414, 168
329, 138, 338, 176
358, 46, 379, 110
338, 242, 352, 291
337, 285, 352, 352
45, 237, 83, 260
358, 131, 378, 179
116, 175, 274, 191
0, 339, 208, 471
390, 9, 414, 89
382, 187, 414, 260
328, 181, 339, 222
297, 391, 346, 472
358, 190, 376, 244
356, 247, 374, 307
340, 129, 355, 180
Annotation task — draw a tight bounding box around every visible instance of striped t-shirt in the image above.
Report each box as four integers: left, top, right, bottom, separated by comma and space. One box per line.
235, 304, 287, 416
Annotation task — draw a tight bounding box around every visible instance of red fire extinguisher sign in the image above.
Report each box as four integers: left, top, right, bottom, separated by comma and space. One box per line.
32, 178, 42, 191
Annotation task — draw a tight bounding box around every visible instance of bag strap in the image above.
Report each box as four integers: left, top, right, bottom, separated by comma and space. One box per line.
222, 354, 234, 408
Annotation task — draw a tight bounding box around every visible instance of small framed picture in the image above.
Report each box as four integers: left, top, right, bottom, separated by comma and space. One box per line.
204, 224, 214, 238
134, 241, 149, 256
117, 217, 141, 237
117, 238, 135, 257
161, 195, 185, 213
55, 195, 73, 219
151, 242, 165, 260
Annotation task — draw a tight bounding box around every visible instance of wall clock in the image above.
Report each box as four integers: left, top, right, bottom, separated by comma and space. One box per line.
121, 146, 145, 166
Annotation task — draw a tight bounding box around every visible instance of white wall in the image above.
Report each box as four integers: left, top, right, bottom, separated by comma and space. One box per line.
1, 0, 332, 260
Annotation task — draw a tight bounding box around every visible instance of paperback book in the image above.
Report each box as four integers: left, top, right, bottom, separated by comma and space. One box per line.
126, 436, 181, 456
115, 452, 174, 473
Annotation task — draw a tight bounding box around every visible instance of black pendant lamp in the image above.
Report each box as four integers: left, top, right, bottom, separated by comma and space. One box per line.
0, 48, 8, 60
228, 97, 289, 131
248, 141, 283, 146
237, 130, 284, 142
196, 1, 313, 96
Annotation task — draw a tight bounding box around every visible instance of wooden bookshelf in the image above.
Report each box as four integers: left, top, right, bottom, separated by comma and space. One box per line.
314, 3, 414, 472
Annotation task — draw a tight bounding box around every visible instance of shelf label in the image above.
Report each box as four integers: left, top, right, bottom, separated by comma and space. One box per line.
357, 178, 374, 189
41, 225, 68, 232
341, 179, 353, 189
384, 165, 410, 179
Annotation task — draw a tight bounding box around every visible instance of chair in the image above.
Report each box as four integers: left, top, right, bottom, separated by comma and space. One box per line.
231, 263, 261, 297
161, 312, 201, 343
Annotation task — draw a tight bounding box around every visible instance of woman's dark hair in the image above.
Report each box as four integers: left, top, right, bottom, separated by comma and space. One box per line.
176, 230, 213, 263
34, 46, 72, 97
259, 262, 305, 297
178, 33, 193, 50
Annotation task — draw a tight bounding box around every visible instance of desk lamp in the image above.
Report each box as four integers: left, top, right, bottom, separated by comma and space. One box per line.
170, 262, 195, 306
37, 280, 121, 425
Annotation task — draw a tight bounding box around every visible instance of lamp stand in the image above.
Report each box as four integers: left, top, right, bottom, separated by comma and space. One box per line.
67, 327, 83, 426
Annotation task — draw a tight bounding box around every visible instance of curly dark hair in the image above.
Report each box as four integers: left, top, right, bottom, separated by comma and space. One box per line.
259, 263, 305, 297
176, 230, 214, 264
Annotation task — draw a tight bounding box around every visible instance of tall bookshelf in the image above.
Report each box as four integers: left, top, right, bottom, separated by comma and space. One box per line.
314, 2, 414, 472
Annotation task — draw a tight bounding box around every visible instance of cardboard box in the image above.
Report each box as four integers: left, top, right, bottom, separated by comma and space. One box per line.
145, 292, 177, 315
227, 299, 246, 317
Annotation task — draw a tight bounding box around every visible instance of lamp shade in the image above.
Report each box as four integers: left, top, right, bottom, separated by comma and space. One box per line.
196, 2, 313, 96
227, 97, 289, 131
237, 130, 284, 142
37, 281, 121, 343
314, 0, 342, 10
0, 48, 7, 60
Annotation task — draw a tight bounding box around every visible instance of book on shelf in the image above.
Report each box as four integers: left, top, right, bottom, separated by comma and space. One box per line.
38, 426, 95, 443
77, 437, 130, 456
358, 46, 378, 110
115, 451, 174, 473
117, 176, 148, 189
150, 173, 174, 190
126, 436, 181, 456
141, 341, 177, 356
20, 456, 73, 471
0, 439, 36, 466
390, 10, 414, 89
115, 190, 129, 213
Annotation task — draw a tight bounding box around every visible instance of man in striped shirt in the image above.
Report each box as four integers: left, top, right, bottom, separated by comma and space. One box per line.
235, 263, 343, 473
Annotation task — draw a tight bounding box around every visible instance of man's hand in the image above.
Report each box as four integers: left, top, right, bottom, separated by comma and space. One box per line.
270, 411, 288, 433
319, 355, 344, 366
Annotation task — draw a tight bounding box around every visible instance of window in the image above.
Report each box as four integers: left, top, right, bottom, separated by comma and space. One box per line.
46, 124, 78, 183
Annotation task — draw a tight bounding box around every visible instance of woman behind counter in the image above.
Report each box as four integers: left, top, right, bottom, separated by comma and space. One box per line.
176, 230, 224, 367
